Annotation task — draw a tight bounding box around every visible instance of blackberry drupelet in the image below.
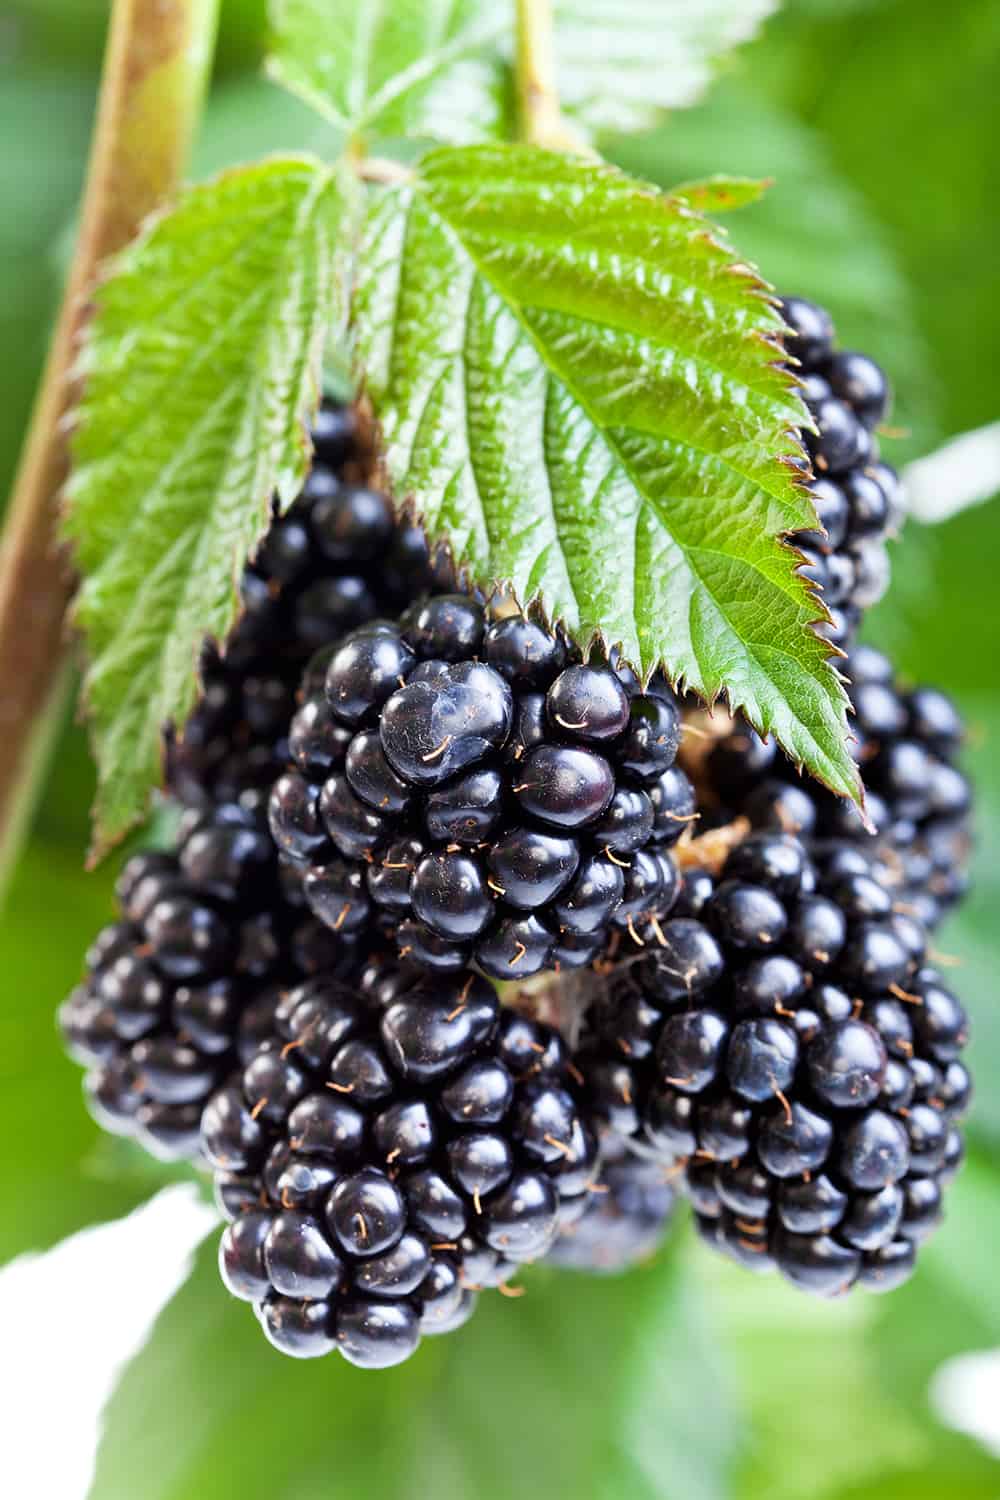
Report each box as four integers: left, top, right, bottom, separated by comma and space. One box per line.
269, 598, 695, 979
780, 295, 902, 647
203, 966, 599, 1366
166, 399, 438, 810
58, 803, 366, 1160
701, 643, 972, 930
546, 1147, 676, 1272
576, 830, 970, 1296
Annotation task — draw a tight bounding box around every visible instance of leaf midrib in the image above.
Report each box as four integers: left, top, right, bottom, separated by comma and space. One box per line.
409, 184, 808, 525
392, 181, 851, 789
358, 4, 506, 133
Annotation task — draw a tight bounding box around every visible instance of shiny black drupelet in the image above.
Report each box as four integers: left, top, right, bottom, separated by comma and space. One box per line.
701, 643, 972, 932
781, 294, 901, 649
59, 802, 365, 1161
166, 399, 438, 811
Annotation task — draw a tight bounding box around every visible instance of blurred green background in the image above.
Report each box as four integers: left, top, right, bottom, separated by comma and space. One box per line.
1, 1, 998, 1496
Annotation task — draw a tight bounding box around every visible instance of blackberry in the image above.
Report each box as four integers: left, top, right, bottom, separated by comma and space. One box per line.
547, 1149, 676, 1273
270, 600, 693, 979
166, 399, 438, 809
701, 645, 971, 930
780, 295, 900, 645
576, 831, 971, 1296
58, 803, 368, 1161
205, 966, 598, 1366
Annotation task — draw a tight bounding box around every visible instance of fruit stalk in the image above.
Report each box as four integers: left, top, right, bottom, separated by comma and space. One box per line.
514, 0, 584, 152
0, 0, 220, 894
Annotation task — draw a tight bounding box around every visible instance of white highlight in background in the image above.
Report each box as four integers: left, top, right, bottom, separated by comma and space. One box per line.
903, 421, 1000, 524
0, 1185, 216, 1499
930, 1348, 1000, 1457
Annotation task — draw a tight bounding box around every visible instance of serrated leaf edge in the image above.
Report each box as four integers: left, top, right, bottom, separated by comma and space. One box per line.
63, 155, 347, 855
352, 151, 861, 805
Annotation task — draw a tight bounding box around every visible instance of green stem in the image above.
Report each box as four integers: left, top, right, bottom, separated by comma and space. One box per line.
0, 0, 220, 899
0, 665, 75, 908
514, 0, 582, 151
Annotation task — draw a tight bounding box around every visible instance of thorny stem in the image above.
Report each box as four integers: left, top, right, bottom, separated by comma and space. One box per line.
514, 0, 586, 152
0, 0, 220, 898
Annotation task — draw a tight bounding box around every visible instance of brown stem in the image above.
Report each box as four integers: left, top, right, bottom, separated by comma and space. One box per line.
0, 0, 220, 888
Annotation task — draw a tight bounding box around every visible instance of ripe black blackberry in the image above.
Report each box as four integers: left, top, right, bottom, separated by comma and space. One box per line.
58, 803, 366, 1160
781, 295, 902, 647
546, 1147, 676, 1273
701, 643, 972, 930
166, 399, 438, 809
269, 598, 695, 979
577, 830, 970, 1296
202, 965, 598, 1366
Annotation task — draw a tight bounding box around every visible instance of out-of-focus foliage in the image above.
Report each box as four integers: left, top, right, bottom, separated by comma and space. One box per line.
89, 1232, 740, 1500
0, 70, 94, 502
753, 0, 1000, 447
1, 2, 998, 1497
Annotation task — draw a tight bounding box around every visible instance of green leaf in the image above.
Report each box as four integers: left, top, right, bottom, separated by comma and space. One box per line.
268, 0, 509, 146
724, 1279, 921, 1500
670, 175, 772, 214
89, 1229, 740, 1500
825, 1462, 1000, 1500
64, 157, 352, 853
352, 144, 861, 802
609, 81, 935, 466
840, 1155, 1000, 1500
699, 1155, 1000, 1500
266, 0, 778, 150
879, 1154, 1000, 1389
553, 0, 781, 139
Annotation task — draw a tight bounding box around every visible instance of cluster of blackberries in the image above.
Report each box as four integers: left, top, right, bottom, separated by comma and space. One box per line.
268, 598, 695, 978
57, 312, 976, 1370
202, 966, 598, 1365
702, 643, 972, 931
578, 829, 970, 1295
167, 400, 439, 811
781, 296, 902, 648
59, 803, 366, 1159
